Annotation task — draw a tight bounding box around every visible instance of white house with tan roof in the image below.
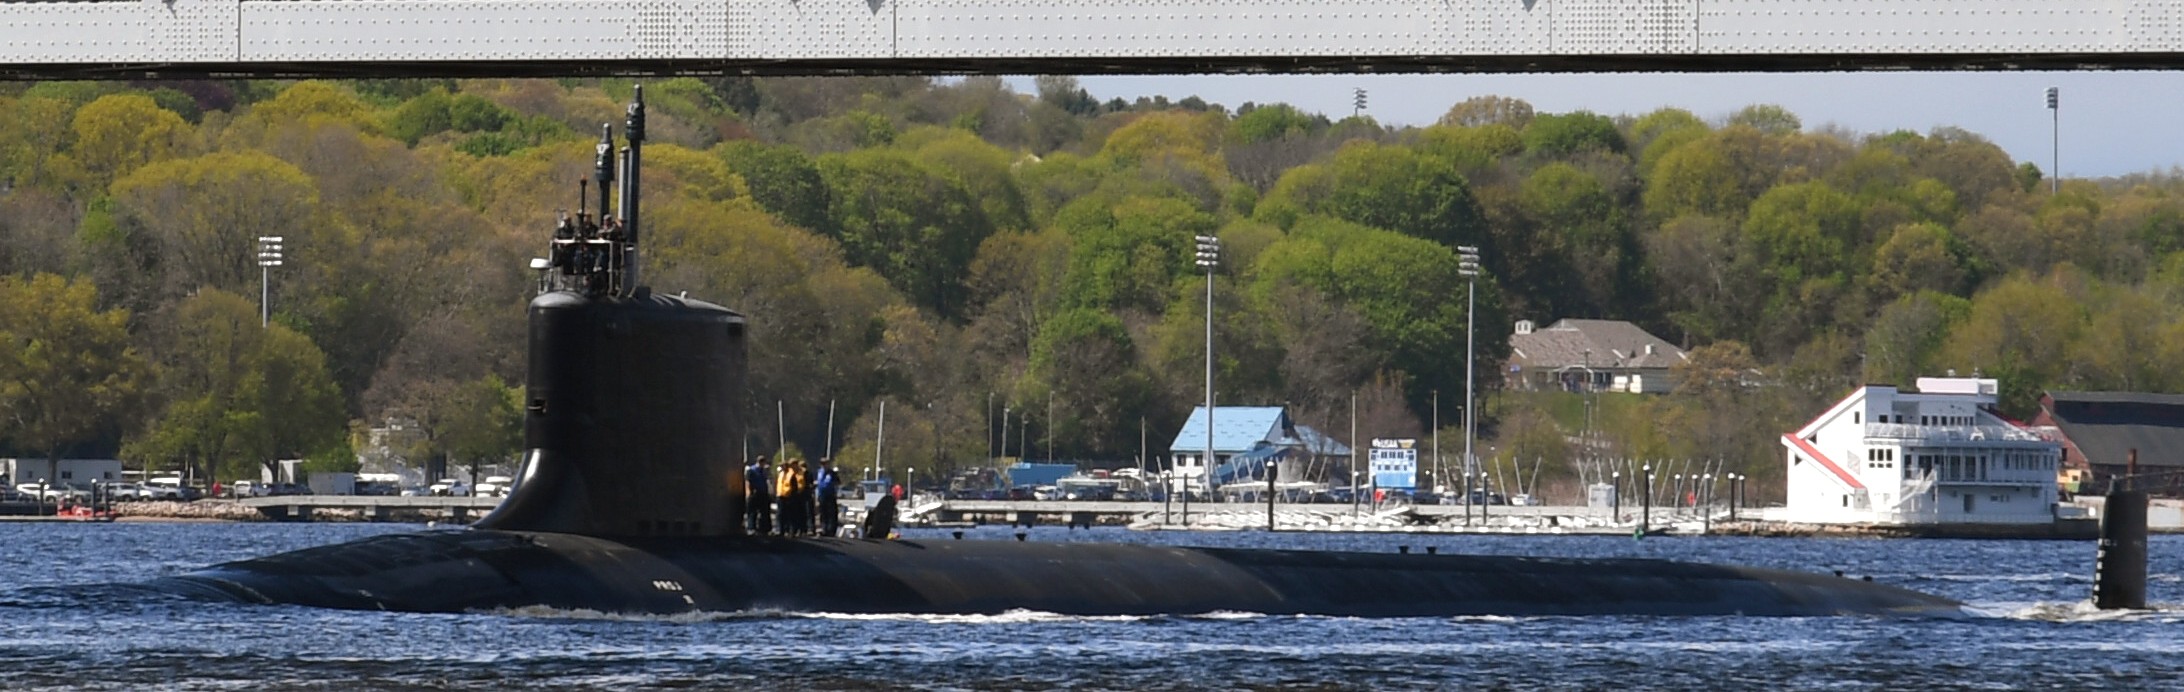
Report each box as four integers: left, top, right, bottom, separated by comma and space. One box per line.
1782, 377, 2061, 525
1506, 319, 1687, 393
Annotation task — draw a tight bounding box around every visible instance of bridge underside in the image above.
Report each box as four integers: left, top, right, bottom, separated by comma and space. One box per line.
4, 0, 2184, 80
30, 52, 2184, 82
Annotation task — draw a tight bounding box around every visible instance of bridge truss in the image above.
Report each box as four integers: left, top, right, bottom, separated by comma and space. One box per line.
1, 0, 2182, 79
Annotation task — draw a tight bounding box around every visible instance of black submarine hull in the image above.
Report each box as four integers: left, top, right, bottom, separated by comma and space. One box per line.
154, 530, 1960, 617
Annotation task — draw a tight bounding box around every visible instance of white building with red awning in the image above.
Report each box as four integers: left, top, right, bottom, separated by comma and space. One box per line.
1782, 377, 2060, 525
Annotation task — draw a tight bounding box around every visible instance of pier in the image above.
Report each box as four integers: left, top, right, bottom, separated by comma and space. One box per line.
236, 495, 503, 522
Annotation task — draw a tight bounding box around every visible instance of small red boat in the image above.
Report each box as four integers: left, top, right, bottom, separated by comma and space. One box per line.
54, 502, 117, 521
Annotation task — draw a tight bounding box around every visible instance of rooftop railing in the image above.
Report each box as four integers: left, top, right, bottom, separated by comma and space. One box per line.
1864, 423, 2056, 443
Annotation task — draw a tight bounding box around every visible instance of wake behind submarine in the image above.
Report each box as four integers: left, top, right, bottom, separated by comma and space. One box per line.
154, 88, 1957, 618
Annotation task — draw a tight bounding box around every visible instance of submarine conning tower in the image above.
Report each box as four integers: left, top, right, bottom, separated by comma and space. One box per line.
474, 86, 750, 538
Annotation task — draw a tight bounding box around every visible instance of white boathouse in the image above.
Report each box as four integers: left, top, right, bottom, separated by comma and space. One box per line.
1782, 377, 2060, 525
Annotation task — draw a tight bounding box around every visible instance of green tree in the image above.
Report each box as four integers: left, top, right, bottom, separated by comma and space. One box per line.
1643, 134, 1749, 221
1644, 213, 1758, 344
0, 96, 74, 188
1054, 196, 1212, 312
1870, 222, 1973, 299
0, 274, 147, 480
1521, 111, 1625, 157
1256, 141, 1487, 250
102, 151, 322, 312
902, 128, 1031, 233
1862, 291, 1971, 386
1438, 95, 1535, 129
241, 81, 376, 134
1416, 124, 1523, 172
1020, 308, 1153, 457
69, 93, 189, 188
1250, 216, 1502, 410
964, 228, 1073, 365
1741, 182, 1863, 350
719, 141, 831, 232
1939, 271, 2086, 416
1520, 162, 1636, 314
1727, 104, 1801, 135
817, 149, 995, 318
384, 88, 455, 145
1230, 103, 1324, 144
434, 375, 522, 482
125, 290, 344, 483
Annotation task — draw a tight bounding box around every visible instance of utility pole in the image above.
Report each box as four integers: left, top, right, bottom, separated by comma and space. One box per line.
1352, 87, 1367, 119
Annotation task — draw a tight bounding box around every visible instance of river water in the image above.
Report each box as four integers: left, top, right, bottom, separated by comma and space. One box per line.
0, 521, 2178, 690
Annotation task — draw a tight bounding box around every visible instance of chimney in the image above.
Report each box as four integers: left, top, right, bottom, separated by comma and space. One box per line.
1643, 343, 1655, 356
1515, 319, 1534, 335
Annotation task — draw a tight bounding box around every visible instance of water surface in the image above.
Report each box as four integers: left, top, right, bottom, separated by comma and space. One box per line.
1, 522, 2176, 690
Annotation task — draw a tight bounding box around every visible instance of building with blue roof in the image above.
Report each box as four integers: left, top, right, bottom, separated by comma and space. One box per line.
1166, 406, 1352, 495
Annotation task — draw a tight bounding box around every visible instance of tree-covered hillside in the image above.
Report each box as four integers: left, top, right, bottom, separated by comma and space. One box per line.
0, 76, 2176, 499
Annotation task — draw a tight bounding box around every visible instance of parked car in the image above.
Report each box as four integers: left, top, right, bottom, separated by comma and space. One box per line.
100, 482, 146, 501
1463, 490, 1508, 505
355, 480, 400, 496
144, 477, 191, 501
473, 476, 514, 497
230, 480, 268, 498
17, 482, 90, 503
430, 479, 471, 497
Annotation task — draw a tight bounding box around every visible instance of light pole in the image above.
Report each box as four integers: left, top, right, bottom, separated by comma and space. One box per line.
2046, 86, 2059, 195
1457, 245, 1481, 515
1194, 232, 1221, 527
256, 235, 284, 327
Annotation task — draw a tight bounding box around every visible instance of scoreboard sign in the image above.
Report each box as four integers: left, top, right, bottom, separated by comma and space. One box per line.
1369, 438, 1417, 490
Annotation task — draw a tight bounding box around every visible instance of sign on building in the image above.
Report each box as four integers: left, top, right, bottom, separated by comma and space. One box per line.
1369, 439, 1417, 489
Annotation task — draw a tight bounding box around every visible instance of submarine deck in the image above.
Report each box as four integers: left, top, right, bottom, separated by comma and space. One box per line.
154, 530, 1961, 618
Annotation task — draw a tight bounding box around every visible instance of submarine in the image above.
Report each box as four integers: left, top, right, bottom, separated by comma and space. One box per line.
153, 87, 1959, 618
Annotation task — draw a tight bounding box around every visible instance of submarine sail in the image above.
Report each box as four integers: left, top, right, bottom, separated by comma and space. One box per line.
153, 87, 1960, 619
